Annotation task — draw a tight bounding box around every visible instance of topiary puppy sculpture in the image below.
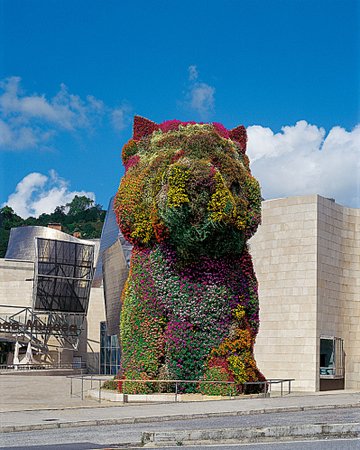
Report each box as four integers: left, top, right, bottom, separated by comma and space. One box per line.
114, 116, 265, 393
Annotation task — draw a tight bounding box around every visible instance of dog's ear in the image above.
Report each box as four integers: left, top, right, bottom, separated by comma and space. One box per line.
229, 125, 247, 153
133, 116, 159, 140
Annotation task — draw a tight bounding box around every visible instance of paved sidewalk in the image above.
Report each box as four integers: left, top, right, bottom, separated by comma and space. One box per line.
0, 375, 113, 412
0, 381, 359, 433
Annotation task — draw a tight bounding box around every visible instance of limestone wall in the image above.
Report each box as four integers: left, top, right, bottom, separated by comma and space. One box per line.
317, 196, 360, 390
252, 195, 360, 392
251, 195, 318, 392
76, 286, 106, 372
0, 259, 34, 310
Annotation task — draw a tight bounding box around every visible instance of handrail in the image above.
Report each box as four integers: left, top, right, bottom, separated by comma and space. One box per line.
0, 363, 86, 371
67, 375, 295, 403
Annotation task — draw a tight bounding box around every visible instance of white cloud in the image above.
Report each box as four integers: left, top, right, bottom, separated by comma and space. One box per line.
0, 117, 54, 149
0, 77, 131, 151
3, 171, 95, 218
189, 83, 215, 119
247, 121, 360, 208
111, 104, 132, 131
184, 66, 215, 119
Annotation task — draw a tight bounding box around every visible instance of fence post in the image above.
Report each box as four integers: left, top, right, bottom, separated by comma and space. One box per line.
175, 381, 178, 402
70, 377, 72, 397
81, 376, 84, 400
99, 379, 101, 403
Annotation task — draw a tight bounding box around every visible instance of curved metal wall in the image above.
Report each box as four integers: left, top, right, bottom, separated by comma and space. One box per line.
92, 197, 132, 288
102, 240, 129, 335
5, 226, 95, 262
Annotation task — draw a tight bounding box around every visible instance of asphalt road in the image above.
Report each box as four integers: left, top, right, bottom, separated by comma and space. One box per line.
1, 438, 360, 450
128, 439, 360, 450
0, 407, 359, 449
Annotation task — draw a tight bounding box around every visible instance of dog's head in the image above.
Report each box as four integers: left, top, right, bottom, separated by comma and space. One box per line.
115, 116, 261, 259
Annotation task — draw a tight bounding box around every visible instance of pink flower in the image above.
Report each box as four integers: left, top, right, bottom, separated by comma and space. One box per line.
124, 155, 140, 172
212, 122, 230, 139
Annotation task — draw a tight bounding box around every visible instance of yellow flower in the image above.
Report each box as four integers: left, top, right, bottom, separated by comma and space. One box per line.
228, 355, 248, 383
167, 165, 190, 208
233, 305, 246, 321
208, 172, 235, 222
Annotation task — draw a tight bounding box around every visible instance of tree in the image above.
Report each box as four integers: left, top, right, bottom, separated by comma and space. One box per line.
1, 206, 16, 219
0, 197, 106, 258
66, 196, 94, 216
0, 206, 23, 229
51, 206, 66, 223
0, 206, 24, 257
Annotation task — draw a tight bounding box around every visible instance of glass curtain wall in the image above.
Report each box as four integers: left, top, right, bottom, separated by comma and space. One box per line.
100, 321, 121, 375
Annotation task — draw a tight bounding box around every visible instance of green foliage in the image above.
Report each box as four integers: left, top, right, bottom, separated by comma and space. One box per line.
116, 119, 266, 393
199, 366, 237, 396
122, 370, 155, 394
120, 250, 166, 377
101, 379, 118, 390
0, 197, 106, 257
116, 122, 261, 258
0, 206, 23, 257
66, 195, 94, 216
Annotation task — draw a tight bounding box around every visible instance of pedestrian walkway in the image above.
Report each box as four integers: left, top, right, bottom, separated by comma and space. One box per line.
0, 374, 113, 412
0, 374, 359, 433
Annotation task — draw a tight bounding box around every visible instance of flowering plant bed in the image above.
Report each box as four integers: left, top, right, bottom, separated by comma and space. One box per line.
114, 116, 266, 394
92, 388, 266, 403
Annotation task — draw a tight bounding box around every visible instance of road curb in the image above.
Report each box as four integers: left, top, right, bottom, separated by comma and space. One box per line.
1, 403, 359, 433
142, 422, 360, 446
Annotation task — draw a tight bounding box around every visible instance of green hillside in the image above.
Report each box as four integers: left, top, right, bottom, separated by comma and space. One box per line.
0, 196, 106, 258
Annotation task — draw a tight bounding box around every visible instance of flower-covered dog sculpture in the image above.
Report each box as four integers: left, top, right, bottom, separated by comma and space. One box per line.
115, 116, 265, 393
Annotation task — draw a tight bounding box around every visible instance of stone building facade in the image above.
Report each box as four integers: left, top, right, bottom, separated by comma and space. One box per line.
0, 226, 105, 371
252, 195, 360, 391
1, 195, 359, 390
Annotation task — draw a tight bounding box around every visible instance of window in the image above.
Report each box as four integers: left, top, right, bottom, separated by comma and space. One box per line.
100, 322, 121, 375
320, 336, 344, 378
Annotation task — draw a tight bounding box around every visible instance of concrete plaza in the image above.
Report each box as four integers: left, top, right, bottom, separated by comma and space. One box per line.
0, 374, 359, 434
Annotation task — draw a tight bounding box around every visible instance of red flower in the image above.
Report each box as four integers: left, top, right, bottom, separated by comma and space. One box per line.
229, 125, 247, 153
133, 116, 159, 140
212, 122, 230, 139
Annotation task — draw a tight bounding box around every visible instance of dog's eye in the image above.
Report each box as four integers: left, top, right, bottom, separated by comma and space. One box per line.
230, 181, 240, 196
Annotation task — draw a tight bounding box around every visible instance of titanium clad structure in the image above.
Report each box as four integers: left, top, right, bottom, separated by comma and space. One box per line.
102, 240, 129, 336
33, 238, 95, 314
92, 197, 132, 288
5, 226, 94, 262
2, 226, 98, 352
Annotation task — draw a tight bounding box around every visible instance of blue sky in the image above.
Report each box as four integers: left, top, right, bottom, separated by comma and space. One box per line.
0, 0, 359, 216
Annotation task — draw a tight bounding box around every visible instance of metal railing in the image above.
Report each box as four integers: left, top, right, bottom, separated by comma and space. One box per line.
68, 375, 295, 403
267, 378, 294, 396
0, 362, 86, 371
0, 304, 85, 352
68, 374, 113, 403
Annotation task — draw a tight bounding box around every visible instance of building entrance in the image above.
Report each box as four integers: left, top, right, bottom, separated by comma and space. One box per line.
0, 341, 13, 365
100, 322, 121, 375
320, 336, 345, 391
